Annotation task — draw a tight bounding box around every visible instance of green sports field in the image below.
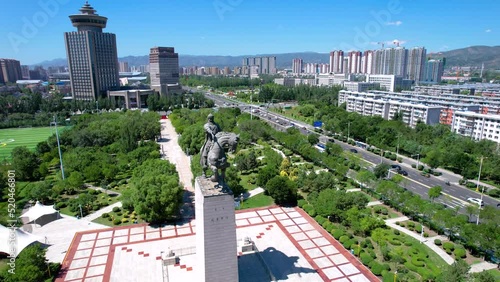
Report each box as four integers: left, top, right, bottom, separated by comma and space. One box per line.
0, 127, 68, 161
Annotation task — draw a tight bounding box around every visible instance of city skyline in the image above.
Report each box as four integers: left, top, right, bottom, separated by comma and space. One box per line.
0, 0, 498, 65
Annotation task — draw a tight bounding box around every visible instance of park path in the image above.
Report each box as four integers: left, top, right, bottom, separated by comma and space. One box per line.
158, 118, 195, 218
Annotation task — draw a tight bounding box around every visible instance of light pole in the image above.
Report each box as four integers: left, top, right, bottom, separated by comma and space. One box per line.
476, 156, 485, 225
96, 100, 99, 112
78, 204, 83, 219
394, 271, 397, 282
411, 153, 420, 169
52, 116, 65, 180
396, 134, 401, 159
380, 149, 384, 164
347, 121, 351, 142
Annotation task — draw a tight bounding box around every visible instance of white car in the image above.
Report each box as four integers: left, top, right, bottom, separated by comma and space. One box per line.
467, 198, 484, 206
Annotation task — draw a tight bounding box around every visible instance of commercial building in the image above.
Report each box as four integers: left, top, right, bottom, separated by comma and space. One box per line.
107, 89, 154, 109
64, 2, 120, 101
317, 73, 347, 87
0, 59, 22, 84
149, 46, 181, 95
451, 111, 500, 143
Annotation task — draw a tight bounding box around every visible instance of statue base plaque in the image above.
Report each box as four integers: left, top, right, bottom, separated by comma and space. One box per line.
195, 177, 238, 282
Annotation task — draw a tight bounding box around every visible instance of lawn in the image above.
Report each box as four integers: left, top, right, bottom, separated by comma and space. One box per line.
239, 193, 274, 209
0, 126, 70, 161
486, 269, 500, 280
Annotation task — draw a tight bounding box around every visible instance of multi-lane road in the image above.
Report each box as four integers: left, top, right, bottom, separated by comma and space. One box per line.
197, 88, 500, 214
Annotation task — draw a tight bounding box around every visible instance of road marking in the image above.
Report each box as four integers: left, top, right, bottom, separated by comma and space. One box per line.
362, 157, 469, 206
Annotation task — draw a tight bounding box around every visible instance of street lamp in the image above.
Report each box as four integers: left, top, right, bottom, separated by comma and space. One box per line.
347, 121, 351, 142
394, 271, 397, 282
78, 204, 83, 219
396, 134, 401, 159
476, 156, 486, 225
411, 153, 420, 169
51, 116, 65, 180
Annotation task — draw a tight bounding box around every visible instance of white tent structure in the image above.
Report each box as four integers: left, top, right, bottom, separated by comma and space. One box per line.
20, 201, 60, 226
0, 224, 44, 256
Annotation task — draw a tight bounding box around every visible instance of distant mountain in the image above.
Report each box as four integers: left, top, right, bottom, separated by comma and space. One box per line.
32, 52, 329, 69
428, 45, 500, 69
32, 46, 500, 70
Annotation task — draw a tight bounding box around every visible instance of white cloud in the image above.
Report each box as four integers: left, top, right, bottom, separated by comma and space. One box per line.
485, 29, 491, 33
386, 21, 403, 26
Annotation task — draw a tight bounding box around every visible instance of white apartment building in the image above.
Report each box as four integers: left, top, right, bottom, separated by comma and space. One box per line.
339, 90, 442, 127
343, 82, 379, 92
451, 111, 500, 143
317, 73, 347, 87
365, 74, 402, 92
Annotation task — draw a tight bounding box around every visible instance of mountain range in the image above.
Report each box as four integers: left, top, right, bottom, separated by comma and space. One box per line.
33, 45, 500, 70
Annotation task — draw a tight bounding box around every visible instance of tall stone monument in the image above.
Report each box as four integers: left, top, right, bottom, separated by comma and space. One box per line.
196, 114, 239, 282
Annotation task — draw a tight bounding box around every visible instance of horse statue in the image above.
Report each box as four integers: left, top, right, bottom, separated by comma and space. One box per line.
205, 131, 239, 183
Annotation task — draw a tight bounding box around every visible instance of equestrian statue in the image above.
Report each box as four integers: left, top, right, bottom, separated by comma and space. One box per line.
200, 113, 239, 183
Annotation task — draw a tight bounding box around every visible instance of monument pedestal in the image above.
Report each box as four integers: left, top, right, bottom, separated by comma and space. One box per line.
195, 177, 238, 282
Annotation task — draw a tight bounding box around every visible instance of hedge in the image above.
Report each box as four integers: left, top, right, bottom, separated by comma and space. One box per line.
360, 252, 374, 266
434, 239, 442, 246
315, 215, 326, 225
112, 206, 121, 213
369, 261, 384, 276
454, 248, 466, 258
443, 242, 455, 252
113, 218, 121, 225
411, 256, 426, 267
339, 235, 349, 244
332, 229, 344, 239
297, 199, 307, 208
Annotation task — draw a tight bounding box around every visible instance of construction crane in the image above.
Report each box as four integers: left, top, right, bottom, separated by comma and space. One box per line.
377, 42, 385, 49
393, 40, 400, 47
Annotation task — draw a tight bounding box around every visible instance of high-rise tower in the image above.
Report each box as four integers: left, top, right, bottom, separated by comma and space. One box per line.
64, 2, 120, 101
149, 47, 180, 95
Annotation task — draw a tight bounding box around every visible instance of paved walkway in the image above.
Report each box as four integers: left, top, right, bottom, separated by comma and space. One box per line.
158, 119, 194, 191
244, 187, 264, 199
469, 261, 499, 273
158, 118, 195, 219
385, 216, 455, 265
367, 201, 382, 207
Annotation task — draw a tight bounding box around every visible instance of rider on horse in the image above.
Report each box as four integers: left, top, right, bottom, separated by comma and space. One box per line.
200, 113, 221, 177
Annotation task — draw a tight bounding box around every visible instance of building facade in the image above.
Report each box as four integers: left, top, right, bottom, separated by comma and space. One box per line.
242, 56, 277, 75
149, 46, 180, 95
329, 50, 344, 73
422, 59, 444, 83
64, 2, 119, 101
451, 111, 500, 143
292, 58, 303, 74
0, 59, 22, 84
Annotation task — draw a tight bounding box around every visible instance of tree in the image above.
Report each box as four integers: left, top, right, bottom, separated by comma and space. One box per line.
265, 176, 297, 205
225, 166, 245, 196
373, 163, 390, 179
356, 170, 376, 188
428, 185, 442, 202
257, 165, 278, 187
325, 142, 343, 156
11, 146, 39, 181
471, 270, 496, 282
307, 134, 319, 145
124, 159, 183, 223
436, 259, 470, 282
2, 244, 54, 282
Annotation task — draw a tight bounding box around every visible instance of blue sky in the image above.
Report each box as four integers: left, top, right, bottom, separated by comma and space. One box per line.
1, 0, 498, 65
